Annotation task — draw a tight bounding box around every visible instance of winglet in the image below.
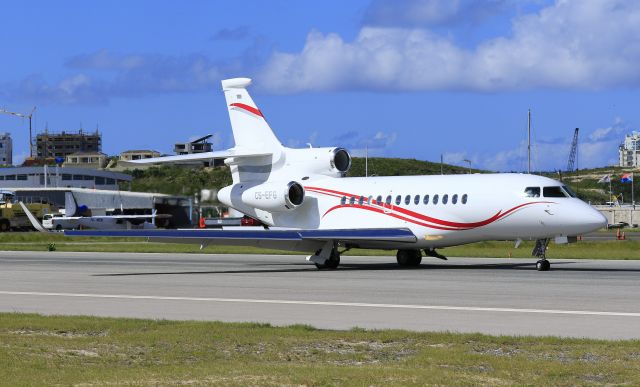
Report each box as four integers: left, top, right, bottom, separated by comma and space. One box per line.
18, 201, 49, 233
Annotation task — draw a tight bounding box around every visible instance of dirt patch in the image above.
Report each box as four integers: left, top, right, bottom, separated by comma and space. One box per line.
57, 349, 99, 357
290, 339, 416, 365
471, 347, 520, 358
8, 329, 107, 338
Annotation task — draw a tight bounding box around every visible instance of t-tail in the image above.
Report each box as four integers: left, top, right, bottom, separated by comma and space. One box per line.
221, 78, 283, 154
128, 77, 352, 225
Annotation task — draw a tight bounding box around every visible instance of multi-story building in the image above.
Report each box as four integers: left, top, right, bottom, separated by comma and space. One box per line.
619, 131, 640, 167
64, 151, 108, 169
0, 133, 12, 165
0, 166, 131, 190
174, 134, 213, 155
119, 149, 161, 161
35, 129, 101, 159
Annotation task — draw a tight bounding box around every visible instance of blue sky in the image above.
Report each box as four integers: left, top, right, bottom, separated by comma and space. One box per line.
1, 0, 639, 171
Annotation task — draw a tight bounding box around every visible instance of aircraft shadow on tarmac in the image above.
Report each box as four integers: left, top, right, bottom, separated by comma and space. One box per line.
90, 260, 640, 277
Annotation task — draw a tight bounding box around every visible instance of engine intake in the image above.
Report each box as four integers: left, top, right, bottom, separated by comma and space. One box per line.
331, 148, 352, 174
218, 181, 305, 212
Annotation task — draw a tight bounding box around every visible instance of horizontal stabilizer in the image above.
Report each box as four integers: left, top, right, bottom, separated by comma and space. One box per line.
126, 149, 272, 165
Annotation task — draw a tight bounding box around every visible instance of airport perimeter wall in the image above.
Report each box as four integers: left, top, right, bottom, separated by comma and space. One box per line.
595, 205, 639, 227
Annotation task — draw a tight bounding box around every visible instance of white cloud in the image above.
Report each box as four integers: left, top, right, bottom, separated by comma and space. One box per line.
258, 1, 640, 93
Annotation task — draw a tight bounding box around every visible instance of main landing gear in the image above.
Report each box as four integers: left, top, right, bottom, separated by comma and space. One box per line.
307, 241, 341, 269
532, 238, 551, 271
396, 249, 422, 267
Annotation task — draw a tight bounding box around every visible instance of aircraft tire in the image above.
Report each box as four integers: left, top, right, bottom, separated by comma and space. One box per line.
397, 249, 422, 267
314, 248, 340, 270
536, 259, 550, 271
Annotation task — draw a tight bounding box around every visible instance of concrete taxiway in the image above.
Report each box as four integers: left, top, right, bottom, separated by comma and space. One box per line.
1, 251, 639, 340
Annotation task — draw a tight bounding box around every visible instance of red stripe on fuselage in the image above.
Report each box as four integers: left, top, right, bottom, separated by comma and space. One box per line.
305, 185, 552, 231
229, 103, 264, 117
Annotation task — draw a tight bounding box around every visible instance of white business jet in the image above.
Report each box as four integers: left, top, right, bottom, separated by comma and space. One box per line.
66, 78, 607, 271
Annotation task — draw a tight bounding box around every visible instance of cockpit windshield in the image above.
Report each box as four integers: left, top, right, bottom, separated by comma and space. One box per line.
524, 187, 540, 197
562, 185, 577, 198
543, 186, 568, 198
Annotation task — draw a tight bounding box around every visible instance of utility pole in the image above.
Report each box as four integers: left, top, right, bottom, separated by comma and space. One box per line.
527, 109, 531, 174
440, 154, 444, 175
365, 144, 368, 177
463, 159, 472, 174
0, 106, 37, 158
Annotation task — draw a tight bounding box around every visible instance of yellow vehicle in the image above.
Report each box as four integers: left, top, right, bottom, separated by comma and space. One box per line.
0, 190, 52, 231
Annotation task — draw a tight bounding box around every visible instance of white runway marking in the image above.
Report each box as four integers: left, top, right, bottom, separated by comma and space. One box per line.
2, 291, 640, 317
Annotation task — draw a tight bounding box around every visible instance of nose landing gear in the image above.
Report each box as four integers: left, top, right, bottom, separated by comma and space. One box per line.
533, 238, 551, 271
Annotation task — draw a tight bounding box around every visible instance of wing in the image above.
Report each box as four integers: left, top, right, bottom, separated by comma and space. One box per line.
126, 149, 272, 165
64, 228, 417, 252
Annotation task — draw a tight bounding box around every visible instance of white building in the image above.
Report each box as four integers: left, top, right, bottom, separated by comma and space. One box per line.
0, 133, 12, 165
619, 131, 640, 167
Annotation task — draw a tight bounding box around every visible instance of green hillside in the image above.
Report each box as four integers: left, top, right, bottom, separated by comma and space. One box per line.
122, 159, 637, 205
548, 167, 636, 205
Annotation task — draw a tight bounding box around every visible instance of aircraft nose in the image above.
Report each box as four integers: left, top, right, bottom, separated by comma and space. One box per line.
580, 206, 608, 232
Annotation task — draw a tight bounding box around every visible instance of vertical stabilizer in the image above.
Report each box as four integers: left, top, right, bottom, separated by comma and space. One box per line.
222, 78, 282, 152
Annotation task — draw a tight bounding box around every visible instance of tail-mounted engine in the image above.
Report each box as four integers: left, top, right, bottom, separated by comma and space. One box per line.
284, 147, 352, 177
218, 181, 305, 212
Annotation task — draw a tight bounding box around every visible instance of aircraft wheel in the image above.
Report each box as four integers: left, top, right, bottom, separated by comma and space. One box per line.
0, 219, 9, 232
536, 259, 550, 271
314, 248, 340, 270
397, 249, 422, 267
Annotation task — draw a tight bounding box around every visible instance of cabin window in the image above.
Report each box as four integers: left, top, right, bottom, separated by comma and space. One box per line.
404, 195, 411, 205
452, 194, 458, 204
524, 187, 541, 197
442, 194, 449, 204
433, 194, 439, 205
386, 195, 392, 205
462, 194, 468, 204
562, 185, 577, 198
358, 196, 364, 205
395, 195, 401, 205
376, 195, 383, 204
423, 194, 429, 205
349, 196, 356, 205
543, 186, 567, 198
340, 196, 346, 205
414, 195, 420, 205
368, 195, 373, 205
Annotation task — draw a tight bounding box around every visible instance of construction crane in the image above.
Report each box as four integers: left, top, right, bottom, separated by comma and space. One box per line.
0, 106, 36, 158
566, 127, 579, 172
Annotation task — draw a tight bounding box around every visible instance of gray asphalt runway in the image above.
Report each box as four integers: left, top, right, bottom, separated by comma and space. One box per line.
1, 251, 639, 340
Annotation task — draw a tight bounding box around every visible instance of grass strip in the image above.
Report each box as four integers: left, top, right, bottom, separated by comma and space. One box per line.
0, 313, 639, 385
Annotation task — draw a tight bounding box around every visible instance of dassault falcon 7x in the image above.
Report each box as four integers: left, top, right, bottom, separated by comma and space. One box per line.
67, 77, 607, 271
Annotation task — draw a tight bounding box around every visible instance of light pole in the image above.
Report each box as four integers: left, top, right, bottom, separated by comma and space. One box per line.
0, 106, 37, 158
